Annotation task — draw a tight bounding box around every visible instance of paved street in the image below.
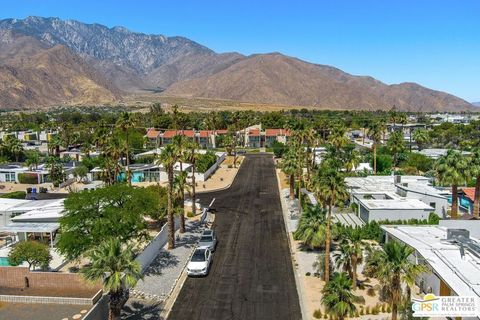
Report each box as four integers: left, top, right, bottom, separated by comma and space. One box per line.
169, 154, 302, 320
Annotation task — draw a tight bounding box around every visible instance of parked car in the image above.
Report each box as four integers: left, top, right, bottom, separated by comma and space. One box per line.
198, 229, 217, 251
187, 248, 213, 276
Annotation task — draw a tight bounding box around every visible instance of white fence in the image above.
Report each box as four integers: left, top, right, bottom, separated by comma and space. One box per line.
193, 152, 226, 182
135, 217, 180, 272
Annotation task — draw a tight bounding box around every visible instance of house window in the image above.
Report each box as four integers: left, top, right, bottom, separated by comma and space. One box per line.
6, 172, 15, 182
429, 202, 436, 209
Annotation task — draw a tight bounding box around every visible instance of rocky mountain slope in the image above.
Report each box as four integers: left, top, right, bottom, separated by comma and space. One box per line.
0, 16, 475, 111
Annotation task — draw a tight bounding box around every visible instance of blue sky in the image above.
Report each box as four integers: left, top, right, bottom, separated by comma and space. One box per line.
2, 1, 480, 102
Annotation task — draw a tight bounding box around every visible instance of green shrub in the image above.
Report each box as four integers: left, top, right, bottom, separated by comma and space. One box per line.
196, 151, 217, 173
18, 173, 38, 184
367, 287, 376, 297
387, 305, 392, 313
313, 309, 322, 319
372, 305, 380, 315
305, 272, 311, 276
365, 306, 370, 314
0, 191, 26, 199
187, 211, 195, 218
271, 141, 287, 158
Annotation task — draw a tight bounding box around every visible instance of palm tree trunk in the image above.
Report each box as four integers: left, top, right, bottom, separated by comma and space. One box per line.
451, 184, 458, 218
391, 275, 400, 320
324, 203, 332, 283
373, 144, 377, 175
351, 253, 358, 290
126, 132, 131, 186
179, 161, 185, 233
474, 175, 480, 218
192, 160, 196, 216
168, 166, 175, 249
289, 174, 295, 200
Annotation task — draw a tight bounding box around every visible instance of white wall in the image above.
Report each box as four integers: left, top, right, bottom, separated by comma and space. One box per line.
192, 152, 226, 182
404, 191, 448, 218
135, 217, 180, 272
439, 220, 480, 239
364, 208, 432, 223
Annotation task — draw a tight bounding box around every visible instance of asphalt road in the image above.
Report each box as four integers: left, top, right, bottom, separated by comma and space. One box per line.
168, 154, 302, 320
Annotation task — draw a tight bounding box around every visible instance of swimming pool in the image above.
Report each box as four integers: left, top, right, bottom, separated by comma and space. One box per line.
0, 257, 11, 266
117, 172, 145, 183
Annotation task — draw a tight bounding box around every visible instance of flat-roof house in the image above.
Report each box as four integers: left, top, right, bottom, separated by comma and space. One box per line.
382, 225, 480, 314
416, 148, 471, 160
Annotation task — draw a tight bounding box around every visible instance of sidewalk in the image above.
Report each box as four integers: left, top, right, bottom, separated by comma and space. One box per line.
123, 219, 207, 319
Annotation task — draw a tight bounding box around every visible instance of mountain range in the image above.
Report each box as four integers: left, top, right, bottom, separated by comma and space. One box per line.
0, 16, 475, 111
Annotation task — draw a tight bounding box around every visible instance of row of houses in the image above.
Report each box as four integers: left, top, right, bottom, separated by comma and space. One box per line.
145, 127, 291, 148
0, 130, 56, 143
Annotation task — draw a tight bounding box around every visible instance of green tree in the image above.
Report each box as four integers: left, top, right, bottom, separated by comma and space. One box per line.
5, 136, 23, 162
184, 141, 200, 217
57, 184, 156, 259
173, 171, 190, 233
387, 131, 406, 168
434, 150, 469, 218
368, 241, 428, 320
412, 129, 430, 151
281, 148, 297, 200
293, 204, 327, 249
157, 144, 177, 249
25, 151, 40, 170
321, 272, 357, 320
116, 112, 136, 186
45, 156, 64, 187
8, 241, 52, 270
82, 238, 142, 320
313, 167, 348, 283
73, 165, 89, 182
342, 227, 369, 289
469, 148, 480, 218
367, 120, 386, 175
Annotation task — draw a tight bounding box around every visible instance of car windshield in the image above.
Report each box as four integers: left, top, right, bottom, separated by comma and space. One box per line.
191, 250, 206, 262
200, 236, 212, 242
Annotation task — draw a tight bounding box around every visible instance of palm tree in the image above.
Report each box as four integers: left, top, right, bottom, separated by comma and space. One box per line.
184, 141, 200, 217
157, 144, 177, 249
293, 204, 327, 249
117, 112, 136, 186
82, 238, 142, 320
412, 129, 430, 151
387, 131, 406, 169
368, 241, 428, 320
173, 171, 191, 233
328, 124, 349, 152
313, 167, 348, 283
333, 242, 353, 278
6, 136, 23, 162
434, 150, 469, 218
367, 121, 386, 175
321, 272, 357, 320
25, 151, 40, 170
281, 148, 297, 200
469, 148, 480, 218
343, 227, 369, 290
172, 135, 188, 231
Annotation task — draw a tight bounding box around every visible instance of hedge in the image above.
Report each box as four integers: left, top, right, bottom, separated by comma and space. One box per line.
18, 173, 39, 184
0, 191, 27, 199
196, 151, 217, 173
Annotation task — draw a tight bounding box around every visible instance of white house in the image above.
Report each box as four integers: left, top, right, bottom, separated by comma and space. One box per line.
382, 225, 480, 314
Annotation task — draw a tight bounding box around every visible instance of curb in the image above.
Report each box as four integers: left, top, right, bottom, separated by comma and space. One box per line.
276, 169, 308, 320
196, 158, 243, 194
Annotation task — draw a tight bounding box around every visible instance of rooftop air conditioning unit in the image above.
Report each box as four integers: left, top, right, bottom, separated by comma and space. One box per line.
395, 175, 401, 184
447, 228, 470, 240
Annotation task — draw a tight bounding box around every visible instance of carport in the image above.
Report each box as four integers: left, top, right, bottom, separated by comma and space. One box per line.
0, 222, 60, 248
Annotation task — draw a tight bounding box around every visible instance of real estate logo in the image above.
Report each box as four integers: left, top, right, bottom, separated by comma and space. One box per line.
412, 294, 479, 317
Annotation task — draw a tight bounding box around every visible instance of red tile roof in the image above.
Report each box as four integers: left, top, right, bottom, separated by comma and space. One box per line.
265, 129, 291, 136
462, 187, 476, 202
215, 129, 228, 135
248, 129, 261, 136
146, 129, 161, 139
162, 130, 195, 138
199, 130, 214, 138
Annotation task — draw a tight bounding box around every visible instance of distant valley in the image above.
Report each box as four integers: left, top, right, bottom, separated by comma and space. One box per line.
0, 16, 475, 112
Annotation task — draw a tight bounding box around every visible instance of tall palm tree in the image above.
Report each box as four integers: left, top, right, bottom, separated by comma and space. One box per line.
367, 120, 386, 175
469, 148, 480, 218
82, 238, 142, 320
6, 136, 23, 162
387, 131, 406, 169
172, 135, 188, 231
25, 151, 40, 170
368, 241, 428, 320
332, 242, 353, 278
293, 204, 327, 249
157, 144, 177, 249
328, 124, 349, 152
281, 148, 297, 200
434, 150, 469, 218
342, 227, 369, 290
313, 167, 348, 283
117, 112, 136, 186
184, 141, 200, 217
173, 171, 191, 233
412, 129, 430, 151
321, 272, 357, 320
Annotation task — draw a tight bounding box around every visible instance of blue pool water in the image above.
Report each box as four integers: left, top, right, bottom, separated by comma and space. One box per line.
0, 257, 11, 266
117, 172, 145, 183
447, 196, 471, 208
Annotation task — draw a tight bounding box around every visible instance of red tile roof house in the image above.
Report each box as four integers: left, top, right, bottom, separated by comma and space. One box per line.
247, 129, 262, 148
161, 130, 195, 145
198, 130, 215, 148
145, 128, 161, 147
265, 129, 291, 147
459, 187, 476, 215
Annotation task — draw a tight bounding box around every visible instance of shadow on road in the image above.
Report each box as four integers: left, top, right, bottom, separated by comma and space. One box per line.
122, 299, 164, 320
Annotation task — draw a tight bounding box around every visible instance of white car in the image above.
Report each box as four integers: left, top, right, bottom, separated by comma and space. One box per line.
186, 248, 213, 276
198, 229, 217, 252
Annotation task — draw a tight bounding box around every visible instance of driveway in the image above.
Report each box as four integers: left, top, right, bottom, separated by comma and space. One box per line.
168, 153, 302, 320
